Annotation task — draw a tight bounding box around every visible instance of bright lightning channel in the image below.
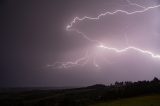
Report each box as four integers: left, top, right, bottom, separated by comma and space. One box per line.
98, 44, 160, 59
66, 1, 160, 31
48, 0, 160, 69
48, 51, 89, 69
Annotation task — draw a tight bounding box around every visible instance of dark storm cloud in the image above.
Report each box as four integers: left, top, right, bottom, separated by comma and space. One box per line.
1, 0, 160, 87
1, 0, 98, 87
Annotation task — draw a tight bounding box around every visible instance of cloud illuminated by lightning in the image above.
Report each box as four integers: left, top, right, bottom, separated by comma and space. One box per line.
48, 0, 160, 69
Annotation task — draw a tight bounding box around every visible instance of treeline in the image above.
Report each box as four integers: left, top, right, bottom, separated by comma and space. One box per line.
94, 77, 160, 100
1, 77, 160, 106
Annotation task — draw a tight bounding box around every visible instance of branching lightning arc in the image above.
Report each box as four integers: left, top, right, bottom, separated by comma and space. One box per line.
48, 0, 160, 69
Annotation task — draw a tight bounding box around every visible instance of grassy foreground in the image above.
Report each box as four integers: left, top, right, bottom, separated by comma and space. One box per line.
91, 94, 160, 106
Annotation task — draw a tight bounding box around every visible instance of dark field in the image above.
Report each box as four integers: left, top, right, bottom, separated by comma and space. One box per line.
1, 78, 160, 106
91, 94, 160, 106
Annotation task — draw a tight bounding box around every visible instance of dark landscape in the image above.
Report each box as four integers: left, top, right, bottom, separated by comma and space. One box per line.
1, 77, 160, 106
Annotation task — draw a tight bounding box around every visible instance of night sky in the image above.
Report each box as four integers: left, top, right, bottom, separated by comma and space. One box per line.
1, 0, 160, 87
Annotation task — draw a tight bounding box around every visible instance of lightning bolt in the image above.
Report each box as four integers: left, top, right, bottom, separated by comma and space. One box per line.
48, 0, 160, 69
97, 44, 160, 59
47, 51, 89, 69
126, 0, 146, 9
66, 1, 160, 31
